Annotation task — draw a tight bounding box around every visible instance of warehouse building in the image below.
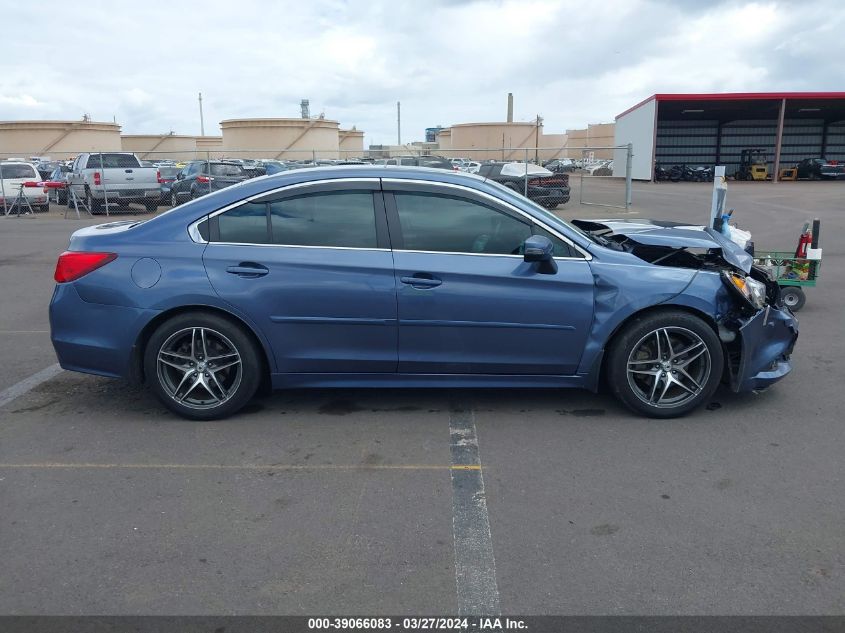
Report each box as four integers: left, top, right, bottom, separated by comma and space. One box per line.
613, 92, 845, 180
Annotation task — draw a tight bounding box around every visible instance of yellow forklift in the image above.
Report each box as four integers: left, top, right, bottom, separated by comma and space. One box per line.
735, 149, 769, 181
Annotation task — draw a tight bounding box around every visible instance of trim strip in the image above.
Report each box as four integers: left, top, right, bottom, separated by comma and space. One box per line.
270, 316, 395, 326
400, 319, 575, 330
189, 176, 592, 261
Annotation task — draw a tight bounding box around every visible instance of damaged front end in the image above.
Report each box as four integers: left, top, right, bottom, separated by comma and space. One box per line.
575, 219, 800, 393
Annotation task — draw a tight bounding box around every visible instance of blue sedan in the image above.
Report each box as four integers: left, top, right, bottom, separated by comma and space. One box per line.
49, 166, 798, 420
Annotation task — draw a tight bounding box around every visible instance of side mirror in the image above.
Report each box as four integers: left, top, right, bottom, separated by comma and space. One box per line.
523, 235, 557, 274
176, 173, 184, 180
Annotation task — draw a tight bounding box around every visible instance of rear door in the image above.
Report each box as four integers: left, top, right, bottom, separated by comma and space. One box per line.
202, 179, 398, 374
384, 181, 594, 375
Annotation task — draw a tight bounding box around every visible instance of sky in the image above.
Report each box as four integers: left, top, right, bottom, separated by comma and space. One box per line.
1, 0, 843, 146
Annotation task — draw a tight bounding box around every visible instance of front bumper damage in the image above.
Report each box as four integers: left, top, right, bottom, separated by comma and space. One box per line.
725, 305, 798, 393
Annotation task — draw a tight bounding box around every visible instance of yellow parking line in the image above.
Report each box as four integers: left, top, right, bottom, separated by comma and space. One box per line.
0, 462, 463, 471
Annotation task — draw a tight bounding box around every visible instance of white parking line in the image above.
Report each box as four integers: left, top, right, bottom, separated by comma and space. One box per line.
449, 405, 501, 616
0, 363, 63, 410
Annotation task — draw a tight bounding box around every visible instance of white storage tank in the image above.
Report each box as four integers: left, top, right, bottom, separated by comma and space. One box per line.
0, 120, 121, 160
221, 118, 340, 160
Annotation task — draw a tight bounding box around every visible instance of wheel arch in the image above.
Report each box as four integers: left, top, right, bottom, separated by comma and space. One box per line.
586, 302, 722, 392
131, 304, 273, 393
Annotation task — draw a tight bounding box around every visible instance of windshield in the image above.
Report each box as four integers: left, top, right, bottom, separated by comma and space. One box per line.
158, 167, 180, 178
0, 164, 38, 179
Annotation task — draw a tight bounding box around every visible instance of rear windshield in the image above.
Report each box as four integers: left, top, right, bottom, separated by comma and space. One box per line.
0, 164, 38, 179
85, 153, 141, 169
207, 163, 245, 177
158, 167, 180, 178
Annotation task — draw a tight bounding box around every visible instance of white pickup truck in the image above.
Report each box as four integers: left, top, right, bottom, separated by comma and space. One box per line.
67, 152, 160, 213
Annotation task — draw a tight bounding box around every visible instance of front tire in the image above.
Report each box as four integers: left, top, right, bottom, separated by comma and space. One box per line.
606, 311, 723, 418
143, 312, 262, 420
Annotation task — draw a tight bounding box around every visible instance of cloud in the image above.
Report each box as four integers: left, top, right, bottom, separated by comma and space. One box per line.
0, 0, 841, 144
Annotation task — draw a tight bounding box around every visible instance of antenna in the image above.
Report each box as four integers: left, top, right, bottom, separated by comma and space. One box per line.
397, 101, 401, 145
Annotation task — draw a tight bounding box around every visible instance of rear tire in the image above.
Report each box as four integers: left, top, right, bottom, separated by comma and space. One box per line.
86, 189, 104, 214
143, 311, 262, 420
606, 310, 723, 418
171, 191, 179, 207
39, 204, 50, 213
779, 286, 805, 312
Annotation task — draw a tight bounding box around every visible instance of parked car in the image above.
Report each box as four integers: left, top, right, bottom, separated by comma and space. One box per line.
258, 160, 293, 176
36, 161, 62, 180
796, 157, 845, 180
0, 161, 50, 212
544, 158, 576, 173
463, 161, 482, 174
476, 162, 570, 208
169, 160, 249, 206
156, 166, 181, 204
49, 166, 798, 421
379, 156, 455, 170
67, 152, 161, 214
47, 165, 72, 205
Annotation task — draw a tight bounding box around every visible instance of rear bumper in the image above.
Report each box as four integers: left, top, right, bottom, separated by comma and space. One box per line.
88, 187, 160, 200
528, 187, 571, 205
731, 305, 799, 392
49, 283, 158, 379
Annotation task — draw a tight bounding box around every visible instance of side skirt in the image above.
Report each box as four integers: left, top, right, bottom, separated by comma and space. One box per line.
270, 373, 589, 390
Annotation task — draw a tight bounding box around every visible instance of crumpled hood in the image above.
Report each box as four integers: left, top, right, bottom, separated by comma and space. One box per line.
572, 218, 753, 273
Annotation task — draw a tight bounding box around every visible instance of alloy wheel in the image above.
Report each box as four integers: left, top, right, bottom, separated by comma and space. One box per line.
156, 327, 242, 410
626, 326, 711, 409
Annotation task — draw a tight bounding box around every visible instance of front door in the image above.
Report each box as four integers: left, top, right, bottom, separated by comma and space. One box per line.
202, 181, 397, 373
384, 185, 594, 375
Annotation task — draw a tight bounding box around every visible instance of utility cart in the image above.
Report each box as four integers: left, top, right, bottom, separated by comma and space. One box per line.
753, 219, 822, 312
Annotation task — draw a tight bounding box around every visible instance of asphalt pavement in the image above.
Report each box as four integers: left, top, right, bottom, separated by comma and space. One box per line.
0, 180, 842, 614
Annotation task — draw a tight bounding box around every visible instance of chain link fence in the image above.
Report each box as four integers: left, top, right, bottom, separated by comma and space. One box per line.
1, 144, 633, 219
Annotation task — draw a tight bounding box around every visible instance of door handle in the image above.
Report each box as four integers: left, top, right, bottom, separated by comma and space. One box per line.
226, 263, 269, 278
400, 274, 442, 288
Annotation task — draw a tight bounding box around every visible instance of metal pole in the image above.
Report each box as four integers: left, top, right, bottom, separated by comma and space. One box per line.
198, 92, 205, 136
0, 164, 7, 215
535, 115, 540, 164
99, 152, 109, 217
397, 101, 401, 146
524, 148, 528, 197
773, 97, 786, 183
625, 143, 633, 208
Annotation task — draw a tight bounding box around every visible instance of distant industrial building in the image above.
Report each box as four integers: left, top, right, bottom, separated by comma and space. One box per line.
613, 92, 845, 180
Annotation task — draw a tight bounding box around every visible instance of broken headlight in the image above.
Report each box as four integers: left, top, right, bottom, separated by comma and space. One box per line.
722, 271, 767, 311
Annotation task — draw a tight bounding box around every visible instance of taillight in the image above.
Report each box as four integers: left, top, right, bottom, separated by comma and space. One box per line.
156, 170, 163, 183
196, 175, 210, 183
54, 251, 117, 283
93, 171, 101, 186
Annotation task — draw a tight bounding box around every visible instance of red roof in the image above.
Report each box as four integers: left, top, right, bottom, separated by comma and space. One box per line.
616, 92, 845, 119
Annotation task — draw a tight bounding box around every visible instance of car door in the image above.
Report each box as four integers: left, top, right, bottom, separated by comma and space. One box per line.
201, 179, 397, 374
384, 181, 595, 375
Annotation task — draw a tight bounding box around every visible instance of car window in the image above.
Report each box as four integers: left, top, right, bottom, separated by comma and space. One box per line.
209, 163, 245, 177
85, 153, 140, 169
530, 225, 575, 257
394, 192, 531, 255
0, 164, 39, 179
269, 191, 377, 248
217, 201, 270, 244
